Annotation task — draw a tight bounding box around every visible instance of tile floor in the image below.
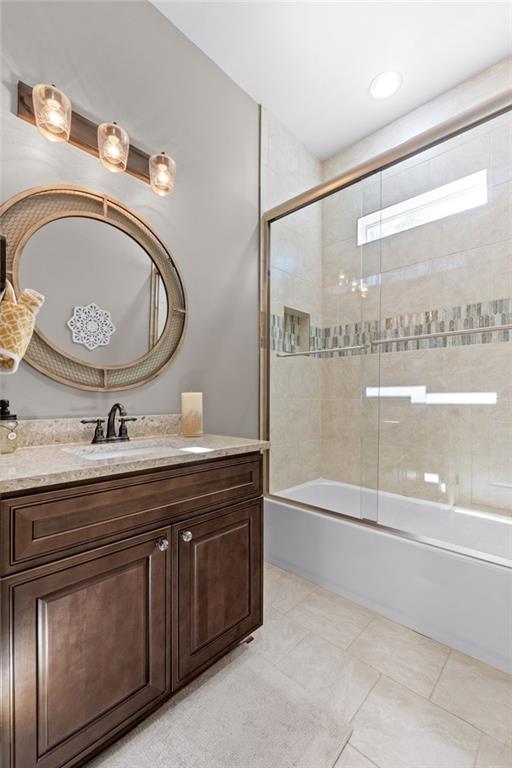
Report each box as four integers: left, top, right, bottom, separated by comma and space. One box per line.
259, 563, 512, 768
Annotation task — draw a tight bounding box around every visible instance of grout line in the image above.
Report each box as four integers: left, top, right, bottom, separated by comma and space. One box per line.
429, 649, 451, 701
278, 589, 318, 616
429, 697, 500, 743
472, 732, 484, 768
266, 629, 313, 670
347, 744, 381, 768
344, 616, 376, 655
349, 672, 382, 724
348, 673, 486, 767
264, 567, 509, 763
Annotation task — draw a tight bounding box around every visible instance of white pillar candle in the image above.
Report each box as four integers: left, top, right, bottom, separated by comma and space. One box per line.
181, 392, 203, 437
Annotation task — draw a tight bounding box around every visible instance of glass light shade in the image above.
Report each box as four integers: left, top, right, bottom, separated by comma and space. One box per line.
32, 84, 72, 143
149, 153, 176, 197
97, 122, 129, 173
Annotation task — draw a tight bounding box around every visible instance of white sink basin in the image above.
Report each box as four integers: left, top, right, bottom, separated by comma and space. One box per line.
63, 441, 214, 462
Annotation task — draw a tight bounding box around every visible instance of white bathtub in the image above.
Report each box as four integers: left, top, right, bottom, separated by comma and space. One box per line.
265, 479, 512, 672
276, 478, 512, 562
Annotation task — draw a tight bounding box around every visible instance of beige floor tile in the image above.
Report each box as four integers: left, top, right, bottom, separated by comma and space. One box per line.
476, 735, 512, 768
348, 616, 449, 697
264, 565, 318, 613
90, 649, 351, 768
335, 744, 378, 767
264, 564, 286, 615
431, 651, 512, 743
287, 586, 374, 649
274, 633, 379, 722
251, 605, 310, 664
351, 676, 480, 768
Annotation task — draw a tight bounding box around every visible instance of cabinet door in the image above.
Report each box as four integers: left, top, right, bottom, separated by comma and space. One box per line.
173, 500, 262, 688
8, 528, 170, 768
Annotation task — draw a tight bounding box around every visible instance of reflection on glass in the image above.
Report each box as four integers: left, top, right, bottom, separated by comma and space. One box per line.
149, 268, 168, 346
366, 386, 497, 405
357, 169, 488, 245
19, 217, 169, 366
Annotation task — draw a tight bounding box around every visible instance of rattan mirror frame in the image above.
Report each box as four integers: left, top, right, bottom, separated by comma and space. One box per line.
0, 186, 186, 391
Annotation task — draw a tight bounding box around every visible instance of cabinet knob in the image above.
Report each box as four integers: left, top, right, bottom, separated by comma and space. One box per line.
180, 531, 193, 543
155, 537, 169, 552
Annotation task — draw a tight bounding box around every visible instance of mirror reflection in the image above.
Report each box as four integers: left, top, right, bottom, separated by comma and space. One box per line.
19, 216, 168, 365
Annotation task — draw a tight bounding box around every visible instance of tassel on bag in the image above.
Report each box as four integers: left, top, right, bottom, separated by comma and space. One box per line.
0, 280, 45, 374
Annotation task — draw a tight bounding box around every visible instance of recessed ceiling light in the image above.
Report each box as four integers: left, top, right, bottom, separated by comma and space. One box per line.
370, 71, 403, 100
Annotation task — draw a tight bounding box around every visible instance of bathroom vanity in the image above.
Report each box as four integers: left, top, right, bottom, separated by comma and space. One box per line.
0, 436, 268, 768
0, 155, 268, 768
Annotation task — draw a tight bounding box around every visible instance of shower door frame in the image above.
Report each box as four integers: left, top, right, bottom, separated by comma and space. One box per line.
259, 89, 512, 569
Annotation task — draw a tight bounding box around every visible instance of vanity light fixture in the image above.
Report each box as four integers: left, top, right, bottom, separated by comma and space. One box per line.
149, 152, 176, 197
19, 82, 177, 193
97, 121, 129, 173
369, 71, 402, 100
32, 83, 71, 142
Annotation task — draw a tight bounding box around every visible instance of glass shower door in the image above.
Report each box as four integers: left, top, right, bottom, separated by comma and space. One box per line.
322, 175, 383, 522
373, 109, 512, 561
266, 105, 511, 564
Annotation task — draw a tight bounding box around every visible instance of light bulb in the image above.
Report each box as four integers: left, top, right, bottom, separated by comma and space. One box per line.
46, 100, 65, 127
149, 152, 176, 197
97, 122, 129, 173
32, 84, 71, 142
156, 165, 170, 183
104, 136, 121, 160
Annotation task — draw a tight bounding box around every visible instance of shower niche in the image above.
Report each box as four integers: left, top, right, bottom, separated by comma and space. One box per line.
283, 307, 311, 354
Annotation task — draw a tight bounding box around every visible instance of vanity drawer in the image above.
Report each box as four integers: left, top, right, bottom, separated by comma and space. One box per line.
0, 453, 262, 574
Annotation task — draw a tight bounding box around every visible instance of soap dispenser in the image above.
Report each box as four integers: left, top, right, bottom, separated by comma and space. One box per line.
0, 400, 19, 454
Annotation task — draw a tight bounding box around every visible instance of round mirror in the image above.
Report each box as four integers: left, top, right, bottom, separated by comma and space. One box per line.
19, 217, 169, 366
1, 186, 186, 391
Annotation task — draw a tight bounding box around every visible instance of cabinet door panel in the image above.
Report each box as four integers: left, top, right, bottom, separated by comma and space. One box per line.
174, 501, 262, 687
10, 529, 170, 768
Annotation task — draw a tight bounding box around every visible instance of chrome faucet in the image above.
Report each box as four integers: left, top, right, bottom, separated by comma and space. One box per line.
81, 403, 137, 444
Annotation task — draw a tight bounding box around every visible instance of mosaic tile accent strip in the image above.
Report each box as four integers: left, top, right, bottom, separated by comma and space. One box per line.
271, 298, 512, 356
271, 315, 322, 354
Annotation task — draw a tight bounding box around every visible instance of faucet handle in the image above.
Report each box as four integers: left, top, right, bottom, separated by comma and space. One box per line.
118, 416, 137, 440
81, 418, 106, 444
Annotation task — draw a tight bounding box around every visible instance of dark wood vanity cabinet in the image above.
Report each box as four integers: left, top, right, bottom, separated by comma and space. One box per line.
0, 453, 263, 768
173, 500, 262, 687
5, 529, 171, 768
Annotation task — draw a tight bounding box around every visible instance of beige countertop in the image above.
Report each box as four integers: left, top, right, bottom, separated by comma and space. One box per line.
0, 434, 270, 495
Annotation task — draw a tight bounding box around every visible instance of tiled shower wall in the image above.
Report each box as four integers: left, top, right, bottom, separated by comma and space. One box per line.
265, 58, 512, 515
319, 107, 512, 515
261, 110, 323, 491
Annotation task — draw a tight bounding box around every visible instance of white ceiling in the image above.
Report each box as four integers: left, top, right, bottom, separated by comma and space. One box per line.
152, 1, 512, 160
